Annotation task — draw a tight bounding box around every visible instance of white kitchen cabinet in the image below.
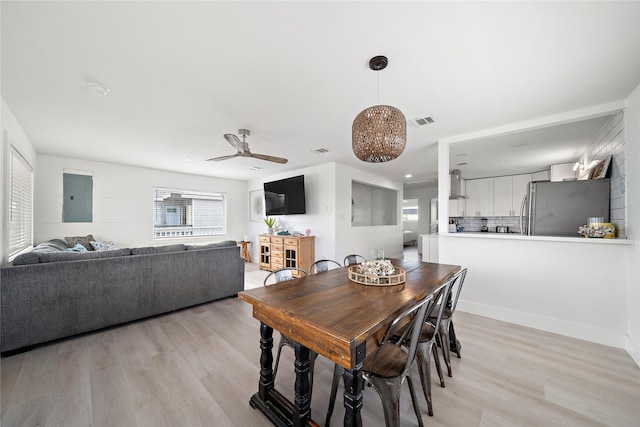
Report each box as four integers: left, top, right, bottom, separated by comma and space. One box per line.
493, 176, 513, 216
448, 198, 466, 217
494, 174, 531, 216
466, 178, 494, 217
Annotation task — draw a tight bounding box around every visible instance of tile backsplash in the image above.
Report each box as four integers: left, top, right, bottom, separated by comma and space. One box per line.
452, 216, 522, 233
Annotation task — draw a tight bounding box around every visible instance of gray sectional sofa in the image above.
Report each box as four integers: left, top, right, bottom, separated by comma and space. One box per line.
0, 239, 244, 353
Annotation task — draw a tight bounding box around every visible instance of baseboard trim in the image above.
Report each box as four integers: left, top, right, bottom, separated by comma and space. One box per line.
457, 300, 626, 349
625, 335, 640, 368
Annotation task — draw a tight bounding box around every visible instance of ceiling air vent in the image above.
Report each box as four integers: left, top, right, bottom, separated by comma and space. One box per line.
408, 116, 435, 127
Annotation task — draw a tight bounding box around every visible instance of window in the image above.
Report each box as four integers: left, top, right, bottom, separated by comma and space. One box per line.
402, 199, 419, 221
8, 145, 33, 260
153, 187, 226, 238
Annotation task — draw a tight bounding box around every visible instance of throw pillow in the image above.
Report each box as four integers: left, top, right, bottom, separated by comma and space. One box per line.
65, 235, 96, 251
90, 240, 118, 251
66, 243, 88, 252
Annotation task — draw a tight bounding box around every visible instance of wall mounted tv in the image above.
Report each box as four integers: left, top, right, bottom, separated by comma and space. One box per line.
264, 175, 306, 215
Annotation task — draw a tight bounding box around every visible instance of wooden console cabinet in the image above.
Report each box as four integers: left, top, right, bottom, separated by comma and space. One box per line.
259, 234, 315, 277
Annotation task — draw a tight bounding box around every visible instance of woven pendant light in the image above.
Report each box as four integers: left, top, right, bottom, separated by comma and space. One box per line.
352, 56, 406, 163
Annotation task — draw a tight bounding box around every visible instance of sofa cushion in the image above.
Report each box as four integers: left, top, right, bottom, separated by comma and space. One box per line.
66, 243, 88, 252
12, 252, 40, 265
131, 244, 186, 255
39, 248, 131, 263
186, 240, 238, 250
90, 240, 118, 251
65, 235, 96, 251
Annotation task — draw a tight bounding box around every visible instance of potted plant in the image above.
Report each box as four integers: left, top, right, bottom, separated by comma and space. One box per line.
264, 217, 276, 234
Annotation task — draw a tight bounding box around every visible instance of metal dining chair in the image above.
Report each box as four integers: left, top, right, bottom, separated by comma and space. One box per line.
413, 276, 455, 417
309, 259, 342, 274
428, 268, 468, 377
325, 293, 434, 427
343, 254, 366, 266
262, 267, 318, 402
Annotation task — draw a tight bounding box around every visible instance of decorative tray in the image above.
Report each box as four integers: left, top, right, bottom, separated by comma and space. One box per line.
348, 261, 406, 286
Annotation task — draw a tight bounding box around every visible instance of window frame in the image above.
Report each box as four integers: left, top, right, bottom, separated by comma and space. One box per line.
152, 186, 227, 239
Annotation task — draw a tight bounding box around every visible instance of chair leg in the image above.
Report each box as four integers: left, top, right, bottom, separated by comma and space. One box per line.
431, 341, 445, 388
272, 335, 286, 382
439, 320, 453, 377
449, 321, 462, 358
325, 364, 343, 427
406, 375, 425, 427
415, 343, 433, 416
367, 376, 403, 427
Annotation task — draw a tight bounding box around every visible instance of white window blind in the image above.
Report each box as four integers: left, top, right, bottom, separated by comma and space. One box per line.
153, 187, 226, 238
8, 145, 34, 259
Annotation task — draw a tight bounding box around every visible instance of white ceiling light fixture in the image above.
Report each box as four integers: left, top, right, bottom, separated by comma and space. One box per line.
87, 82, 110, 96
352, 56, 407, 163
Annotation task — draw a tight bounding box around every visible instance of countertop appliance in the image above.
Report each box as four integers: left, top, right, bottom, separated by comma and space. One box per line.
520, 179, 610, 237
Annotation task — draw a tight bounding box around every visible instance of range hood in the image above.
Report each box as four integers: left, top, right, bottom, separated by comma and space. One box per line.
449, 169, 467, 199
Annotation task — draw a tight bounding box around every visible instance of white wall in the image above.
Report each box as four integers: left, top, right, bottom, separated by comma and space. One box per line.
437, 94, 639, 366
1, 97, 38, 264
335, 163, 403, 261
440, 235, 629, 347
247, 163, 338, 262
247, 162, 404, 265
35, 155, 247, 248
624, 83, 640, 365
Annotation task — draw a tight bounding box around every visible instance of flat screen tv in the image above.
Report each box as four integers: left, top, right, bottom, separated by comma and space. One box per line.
264, 175, 306, 215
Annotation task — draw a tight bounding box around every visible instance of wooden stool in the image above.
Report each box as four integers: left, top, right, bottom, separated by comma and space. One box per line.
238, 241, 251, 263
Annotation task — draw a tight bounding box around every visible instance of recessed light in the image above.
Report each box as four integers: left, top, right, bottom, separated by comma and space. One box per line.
183, 158, 193, 162
405, 174, 412, 178
249, 166, 262, 171
312, 148, 329, 154
87, 82, 110, 96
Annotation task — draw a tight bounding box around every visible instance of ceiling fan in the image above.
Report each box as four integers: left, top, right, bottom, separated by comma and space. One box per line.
206, 129, 288, 164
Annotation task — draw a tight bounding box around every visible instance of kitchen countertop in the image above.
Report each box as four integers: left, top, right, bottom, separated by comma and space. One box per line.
442, 231, 633, 244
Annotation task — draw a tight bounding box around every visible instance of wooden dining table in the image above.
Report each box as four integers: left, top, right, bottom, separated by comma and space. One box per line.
238, 258, 461, 427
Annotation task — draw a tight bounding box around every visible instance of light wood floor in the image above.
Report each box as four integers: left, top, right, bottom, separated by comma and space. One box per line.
2, 260, 639, 426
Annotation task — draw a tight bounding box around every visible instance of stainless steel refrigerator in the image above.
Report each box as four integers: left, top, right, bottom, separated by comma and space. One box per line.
519, 179, 610, 237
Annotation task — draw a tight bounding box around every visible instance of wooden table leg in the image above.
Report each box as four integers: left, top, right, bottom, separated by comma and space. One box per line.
293, 342, 312, 427
258, 323, 274, 400
343, 342, 365, 427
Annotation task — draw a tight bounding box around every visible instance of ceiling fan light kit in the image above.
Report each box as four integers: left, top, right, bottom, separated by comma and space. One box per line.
352, 56, 407, 163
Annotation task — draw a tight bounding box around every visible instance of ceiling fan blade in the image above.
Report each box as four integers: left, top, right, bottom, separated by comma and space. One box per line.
224, 134, 245, 152
206, 153, 240, 161
249, 153, 289, 164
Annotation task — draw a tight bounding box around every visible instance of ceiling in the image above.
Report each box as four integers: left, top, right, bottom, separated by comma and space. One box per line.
2, 2, 639, 185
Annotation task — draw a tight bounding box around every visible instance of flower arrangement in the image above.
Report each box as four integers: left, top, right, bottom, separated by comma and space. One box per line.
578, 224, 615, 238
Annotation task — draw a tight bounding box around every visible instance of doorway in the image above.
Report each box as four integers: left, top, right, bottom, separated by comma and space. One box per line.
402, 199, 419, 261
